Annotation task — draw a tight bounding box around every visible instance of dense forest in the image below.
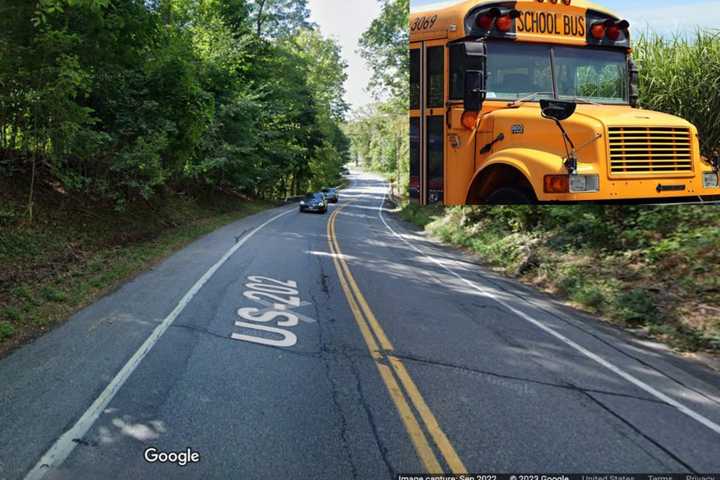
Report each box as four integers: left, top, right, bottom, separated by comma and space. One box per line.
0, 0, 350, 213
0, 0, 351, 350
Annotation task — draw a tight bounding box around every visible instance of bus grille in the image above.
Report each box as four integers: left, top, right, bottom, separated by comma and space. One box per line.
608, 127, 693, 175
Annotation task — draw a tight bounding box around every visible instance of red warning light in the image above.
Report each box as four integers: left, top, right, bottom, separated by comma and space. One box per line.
495, 15, 513, 32
476, 14, 494, 30
590, 23, 606, 40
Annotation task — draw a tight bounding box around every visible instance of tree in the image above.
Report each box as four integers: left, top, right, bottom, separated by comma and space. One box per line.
358, 0, 409, 100
247, 0, 312, 38
0, 0, 349, 208
352, 0, 408, 193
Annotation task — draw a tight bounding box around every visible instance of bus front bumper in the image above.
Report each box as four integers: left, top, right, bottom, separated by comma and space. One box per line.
538, 174, 720, 203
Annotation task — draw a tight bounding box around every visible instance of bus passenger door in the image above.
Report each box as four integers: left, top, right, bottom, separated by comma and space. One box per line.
424, 40, 446, 205
410, 41, 446, 205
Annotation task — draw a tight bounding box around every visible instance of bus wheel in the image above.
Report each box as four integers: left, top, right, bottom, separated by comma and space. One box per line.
486, 187, 535, 205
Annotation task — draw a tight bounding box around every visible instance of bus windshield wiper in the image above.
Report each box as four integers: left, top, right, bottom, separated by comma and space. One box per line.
507, 92, 554, 108
562, 95, 601, 105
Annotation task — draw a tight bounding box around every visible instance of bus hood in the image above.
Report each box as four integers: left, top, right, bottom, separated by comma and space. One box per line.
489, 103, 699, 175
572, 104, 695, 129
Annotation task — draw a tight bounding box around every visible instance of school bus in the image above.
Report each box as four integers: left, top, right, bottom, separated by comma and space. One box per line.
409, 0, 720, 204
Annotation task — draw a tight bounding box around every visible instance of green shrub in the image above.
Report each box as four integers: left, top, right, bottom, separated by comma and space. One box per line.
571, 284, 607, 311
2, 307, 21, 323
0, 321, 15, 340
555, 265, 584, 295
399, 202, 444, 227
612, 289, 659, 325
41, 287, 67, 303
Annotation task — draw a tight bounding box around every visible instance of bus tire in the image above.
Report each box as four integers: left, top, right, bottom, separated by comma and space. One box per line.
486, 187, 535, 205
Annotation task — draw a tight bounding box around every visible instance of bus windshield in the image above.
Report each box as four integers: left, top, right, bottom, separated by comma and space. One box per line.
486, 42, 629, 104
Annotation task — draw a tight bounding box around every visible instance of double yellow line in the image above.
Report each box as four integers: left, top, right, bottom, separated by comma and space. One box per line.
326, 204, 466, 474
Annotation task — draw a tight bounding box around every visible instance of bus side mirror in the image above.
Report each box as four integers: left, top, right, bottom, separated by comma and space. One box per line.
461, 41, 487, 111
464, 70, 486, 111
540, 99, 576, 121
629, 58, 639, 108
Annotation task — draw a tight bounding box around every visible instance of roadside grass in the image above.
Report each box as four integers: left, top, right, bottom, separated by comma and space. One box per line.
397, 203, 720, 354
398, 202, 444, 227
0, 179, 273, 357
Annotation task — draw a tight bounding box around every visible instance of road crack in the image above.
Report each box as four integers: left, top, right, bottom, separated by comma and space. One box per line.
310, 284, 360, 480
313, 252, 394, 478
384, 350, 671, 406
339, 344, 397, 478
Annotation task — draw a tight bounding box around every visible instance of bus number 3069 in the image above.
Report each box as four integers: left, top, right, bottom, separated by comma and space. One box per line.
411, 15, 438, 32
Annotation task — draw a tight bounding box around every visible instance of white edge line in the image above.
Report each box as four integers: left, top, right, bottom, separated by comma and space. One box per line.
376, 181, 720, 437
24, 207, 294, 480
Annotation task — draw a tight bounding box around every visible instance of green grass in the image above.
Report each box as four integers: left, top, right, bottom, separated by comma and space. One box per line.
0, 179, 273, 356
635, 31, 720, 157
398, 202, 445, 227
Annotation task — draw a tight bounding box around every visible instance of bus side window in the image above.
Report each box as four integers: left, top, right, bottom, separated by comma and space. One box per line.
427, 46, 444, 108
410, 49, 421, 110
410, 118, 420, 200
449, 44, 464, 101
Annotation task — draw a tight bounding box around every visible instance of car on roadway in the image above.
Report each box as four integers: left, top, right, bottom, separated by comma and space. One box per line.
299, 192, 328, 214
321, 187, 339, 204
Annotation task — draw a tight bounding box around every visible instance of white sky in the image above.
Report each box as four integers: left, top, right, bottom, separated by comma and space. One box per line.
308, 0, 383, 112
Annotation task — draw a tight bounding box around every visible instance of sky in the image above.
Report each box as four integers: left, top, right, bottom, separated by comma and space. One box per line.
307, 0, 382, 111
411, 0, 720, 34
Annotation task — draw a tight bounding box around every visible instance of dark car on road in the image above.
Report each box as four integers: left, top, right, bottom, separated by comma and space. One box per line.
321, 187, 339, 204
299, 192, 328, 214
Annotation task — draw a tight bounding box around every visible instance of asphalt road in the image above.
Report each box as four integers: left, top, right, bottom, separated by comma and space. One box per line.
1, 170, 720, 479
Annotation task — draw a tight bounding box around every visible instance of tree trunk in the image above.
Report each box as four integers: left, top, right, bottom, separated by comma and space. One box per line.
256, 0, 267, 36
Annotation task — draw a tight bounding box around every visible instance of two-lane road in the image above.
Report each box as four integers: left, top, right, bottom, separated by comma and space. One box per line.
1, 171, 719, 479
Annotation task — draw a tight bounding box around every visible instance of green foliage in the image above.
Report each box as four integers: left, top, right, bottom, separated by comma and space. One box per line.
572, 284, 607, 311
359, 0, 409, 100
347, 100, 408, 188
612, 289, 659, 325
399, 202, 444, 227
247, 0, 311, 38
2, 307, 21, 323
400, 203, 720, 351
0, 0, 348, 209
350, 0, 408, 192
41, 287, 68, 303
0, 321, 14, 340
634, 31, 720, 156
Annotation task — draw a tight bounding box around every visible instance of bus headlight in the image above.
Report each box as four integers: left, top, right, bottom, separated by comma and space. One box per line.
703, 172, 720, 188
569, 174, 600, 193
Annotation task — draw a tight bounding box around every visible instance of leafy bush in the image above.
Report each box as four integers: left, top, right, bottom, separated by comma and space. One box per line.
0, 322, 14, 340
611, 289, 660, 326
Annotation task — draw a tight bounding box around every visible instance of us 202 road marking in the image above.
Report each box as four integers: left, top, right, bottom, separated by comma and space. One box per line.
231, 276, 311, 348
24, 208, 295, 480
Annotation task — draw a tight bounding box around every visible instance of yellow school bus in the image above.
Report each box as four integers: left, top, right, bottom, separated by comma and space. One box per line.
409, 0, 720, 204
